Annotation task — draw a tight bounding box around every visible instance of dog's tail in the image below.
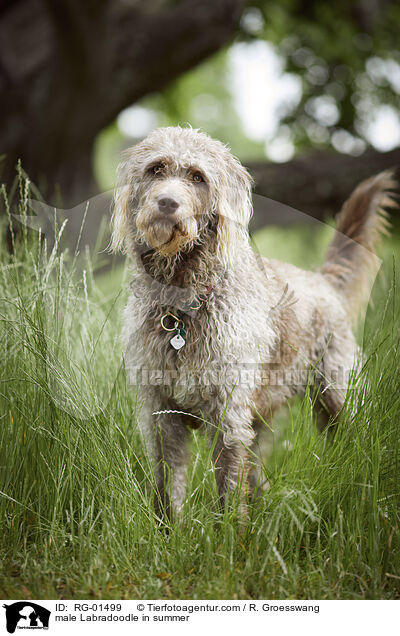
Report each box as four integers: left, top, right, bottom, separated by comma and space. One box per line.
321, 170, 397, 317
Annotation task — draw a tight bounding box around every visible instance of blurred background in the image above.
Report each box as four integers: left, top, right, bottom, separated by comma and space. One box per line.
0, 0, 399, 235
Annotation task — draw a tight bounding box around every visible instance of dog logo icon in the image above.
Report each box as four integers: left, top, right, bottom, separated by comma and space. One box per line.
3, 602, 50, 633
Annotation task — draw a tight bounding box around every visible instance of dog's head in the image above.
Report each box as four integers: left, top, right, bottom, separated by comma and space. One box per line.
111, 126, 253, 265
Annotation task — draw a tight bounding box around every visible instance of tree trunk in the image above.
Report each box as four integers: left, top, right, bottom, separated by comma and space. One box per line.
0, 0, 246, 207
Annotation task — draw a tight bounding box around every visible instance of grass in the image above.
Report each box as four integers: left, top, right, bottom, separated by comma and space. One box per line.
1, 178, 400, 600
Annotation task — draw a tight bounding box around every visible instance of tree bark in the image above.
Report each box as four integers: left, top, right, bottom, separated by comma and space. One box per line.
0, 0, 246, 206
247, 147, 400, 231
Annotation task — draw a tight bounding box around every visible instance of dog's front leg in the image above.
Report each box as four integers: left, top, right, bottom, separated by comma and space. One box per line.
151, 411, 190, 521
210, 399, 255, 515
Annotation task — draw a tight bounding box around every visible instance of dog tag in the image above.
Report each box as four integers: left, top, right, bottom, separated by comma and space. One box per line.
170, 331, 186, 350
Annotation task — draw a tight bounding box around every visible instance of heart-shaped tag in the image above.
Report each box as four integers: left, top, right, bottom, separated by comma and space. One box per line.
170, 333, 186, 350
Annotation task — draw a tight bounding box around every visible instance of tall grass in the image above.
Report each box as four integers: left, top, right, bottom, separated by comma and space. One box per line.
0, 178, 399, 600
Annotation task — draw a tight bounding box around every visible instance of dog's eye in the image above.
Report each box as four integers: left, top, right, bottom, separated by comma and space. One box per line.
151, 163, 165, 176
192, 172, 204, 183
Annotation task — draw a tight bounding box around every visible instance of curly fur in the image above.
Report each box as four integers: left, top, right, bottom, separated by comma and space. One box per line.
111, 126, 396, 518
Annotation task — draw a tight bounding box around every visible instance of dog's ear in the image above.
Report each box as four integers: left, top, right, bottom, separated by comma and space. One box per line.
110, 158, 133, 253
110, 146, 144, 253
215, 154, 253, 267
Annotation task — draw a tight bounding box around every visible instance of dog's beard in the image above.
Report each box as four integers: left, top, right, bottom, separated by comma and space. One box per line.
146, 217, 175, 248
137, 211, 199, 255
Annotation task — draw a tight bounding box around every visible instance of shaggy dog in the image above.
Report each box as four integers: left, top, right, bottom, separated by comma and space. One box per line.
111, 126, 395, 518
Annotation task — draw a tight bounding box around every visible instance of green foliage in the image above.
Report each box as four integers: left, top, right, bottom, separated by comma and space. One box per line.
94, 1, 400, 192
93, 122, 125, 193
142, 49, 266, 160
249, 0, 400, 151
1, 178, 400, 599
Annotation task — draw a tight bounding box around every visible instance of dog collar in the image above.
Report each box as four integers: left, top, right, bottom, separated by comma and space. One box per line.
160, 286, 213, 350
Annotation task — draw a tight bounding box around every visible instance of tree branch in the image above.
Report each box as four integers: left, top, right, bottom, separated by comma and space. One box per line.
248, 147, 400, 231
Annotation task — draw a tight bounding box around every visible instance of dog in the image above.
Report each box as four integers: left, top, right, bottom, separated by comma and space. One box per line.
111, 125, 395, 519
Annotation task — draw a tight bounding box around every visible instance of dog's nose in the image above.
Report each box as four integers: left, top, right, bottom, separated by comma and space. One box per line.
158, 197, 179, 214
